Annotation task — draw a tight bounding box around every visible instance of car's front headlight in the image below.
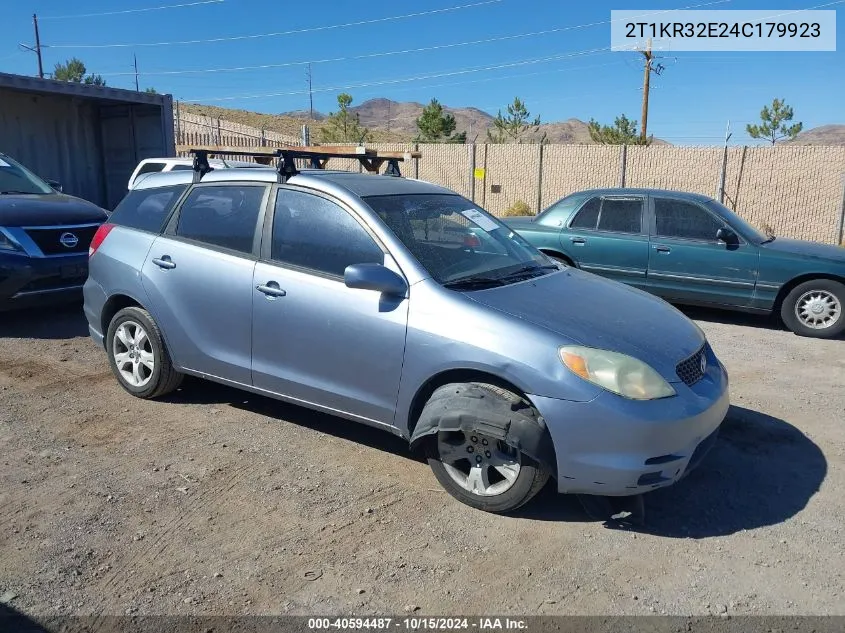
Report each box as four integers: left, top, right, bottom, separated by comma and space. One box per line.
0, 229, 22, 252
560, 345, 676, 400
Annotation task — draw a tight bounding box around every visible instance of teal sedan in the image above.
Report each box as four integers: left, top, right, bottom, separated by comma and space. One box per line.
503, 188, 845, 339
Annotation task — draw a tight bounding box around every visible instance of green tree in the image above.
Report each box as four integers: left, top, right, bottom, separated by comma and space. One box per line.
487, 97, 544, 144
587, 114, 651, 145
746, 98, 803, 145
53, 57, 106, 86
415, 98, 465, 143
319, 93, 372, 143
144, 87, 158, 94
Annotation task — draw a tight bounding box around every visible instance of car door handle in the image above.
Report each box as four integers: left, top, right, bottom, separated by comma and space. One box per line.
256, 282, 286, 298
654, 245, 671, 253
570, 237, 586, 245
151, 256, 176, 270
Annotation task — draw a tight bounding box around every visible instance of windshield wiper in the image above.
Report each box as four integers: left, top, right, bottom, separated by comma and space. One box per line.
761, 234, 776, 244
0, 190, 36, 195
497, 264, 559, 282
442, 275, 504, 290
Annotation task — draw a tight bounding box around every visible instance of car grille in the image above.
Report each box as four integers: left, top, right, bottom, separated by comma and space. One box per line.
24, 225, 99, 255
676, 344, 707, 386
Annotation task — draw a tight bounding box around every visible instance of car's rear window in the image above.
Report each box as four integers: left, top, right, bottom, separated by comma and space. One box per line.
110, 185, 188, 233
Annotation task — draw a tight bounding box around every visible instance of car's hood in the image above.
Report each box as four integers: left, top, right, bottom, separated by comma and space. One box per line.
0, 193, 108, 227
761, 237, 845, 262
465, 268, 705, 381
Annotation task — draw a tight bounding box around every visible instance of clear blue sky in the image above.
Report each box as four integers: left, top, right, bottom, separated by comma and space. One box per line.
1, 0, 842, 144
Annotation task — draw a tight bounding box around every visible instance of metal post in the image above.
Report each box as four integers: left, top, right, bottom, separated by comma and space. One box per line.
718, 121, 732, 203
174, 100, 181, 139
301, 124, 310, 146
837, 173, 845, 245
414, 143, 419, 180
535, 143, 544, 213
619, 144, 628, 188
469, 144, 476, 202
481, 144, 489, 209
215, 118, 221, 146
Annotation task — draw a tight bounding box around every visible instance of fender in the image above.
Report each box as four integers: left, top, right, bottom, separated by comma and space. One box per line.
409, 383, 557, 476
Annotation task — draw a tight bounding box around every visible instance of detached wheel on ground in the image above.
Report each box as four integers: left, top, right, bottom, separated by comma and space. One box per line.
422, 383, 550, 513
105, 306, 183, 399
780, 279, 845, 339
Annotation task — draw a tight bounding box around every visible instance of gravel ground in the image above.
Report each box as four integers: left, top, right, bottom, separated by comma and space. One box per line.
0, 301, 843, 618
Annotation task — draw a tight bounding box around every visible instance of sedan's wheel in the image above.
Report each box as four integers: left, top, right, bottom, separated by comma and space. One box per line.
423, 382, 550, 514
106, 306, 183, 399
781, 279, 845, 339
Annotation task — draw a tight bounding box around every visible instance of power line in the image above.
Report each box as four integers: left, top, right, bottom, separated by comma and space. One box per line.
40, 0, 224, 20
94, 0, 730, 75
48, 0, 503, 48
184, 48, 613, 102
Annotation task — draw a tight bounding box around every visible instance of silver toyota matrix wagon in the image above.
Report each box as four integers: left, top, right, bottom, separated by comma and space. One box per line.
84, 149, 730, 520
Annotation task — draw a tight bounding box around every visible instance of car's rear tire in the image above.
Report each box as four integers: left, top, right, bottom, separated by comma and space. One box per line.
106, 306, 183, 399
422, 383, 550, 513
780, 279, 845, 339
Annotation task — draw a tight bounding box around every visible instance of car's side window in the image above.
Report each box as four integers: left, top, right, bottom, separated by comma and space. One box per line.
271, 189, 384, 277
136, 162, 166, 176
111, 185, 188, 233
175, 184, 266, 254
569, 197, 601, 229
597, 198, 643, 234
654, 198, 724, 241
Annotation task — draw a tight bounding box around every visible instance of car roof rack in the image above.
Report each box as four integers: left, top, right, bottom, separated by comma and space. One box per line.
185, 145, 421, 183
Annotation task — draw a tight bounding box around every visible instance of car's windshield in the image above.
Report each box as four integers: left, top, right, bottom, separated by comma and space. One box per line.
0, 154, 54, 195
705, 199, 771, 244
364, 193, 555, 288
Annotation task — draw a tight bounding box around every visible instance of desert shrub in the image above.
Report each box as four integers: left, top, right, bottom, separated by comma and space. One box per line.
501, 200, 533, 217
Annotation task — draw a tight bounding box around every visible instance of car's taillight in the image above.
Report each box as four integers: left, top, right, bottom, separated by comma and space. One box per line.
89, 223, 116, 257
463, 233, 482, 249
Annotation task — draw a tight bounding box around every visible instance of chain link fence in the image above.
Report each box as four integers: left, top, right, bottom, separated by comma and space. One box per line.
175, 115, 845, 245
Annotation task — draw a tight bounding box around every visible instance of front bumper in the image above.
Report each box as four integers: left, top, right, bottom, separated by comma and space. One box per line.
531, 347, 730, 496
0, 252, 88, 312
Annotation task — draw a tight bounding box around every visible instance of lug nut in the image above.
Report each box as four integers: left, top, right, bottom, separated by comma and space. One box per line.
482, 438, 488, 446
467, 446, 474, 453
470, 436, 478, 443
475, 455, 482, 463
485, 451, 491, 458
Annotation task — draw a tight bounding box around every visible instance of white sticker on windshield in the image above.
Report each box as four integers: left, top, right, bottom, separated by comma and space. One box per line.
0, 158, 10, 167
461, 208, 499, 233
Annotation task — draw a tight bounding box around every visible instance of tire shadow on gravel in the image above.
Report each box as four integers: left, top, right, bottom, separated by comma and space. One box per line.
640, 405, 826, 538
0, 604, 48, 633
163, 377, 426, 465
0, 301, 88, 339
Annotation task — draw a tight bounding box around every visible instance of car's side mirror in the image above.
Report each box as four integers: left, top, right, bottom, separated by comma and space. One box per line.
46, 179, 63, 192
344, 263, 408, 296
716, 227, 737, 244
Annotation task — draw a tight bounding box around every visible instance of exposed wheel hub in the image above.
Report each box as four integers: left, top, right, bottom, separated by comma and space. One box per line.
438, 430, 522, 497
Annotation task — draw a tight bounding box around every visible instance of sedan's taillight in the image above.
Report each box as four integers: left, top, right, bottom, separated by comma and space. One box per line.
89, 223, 115, 257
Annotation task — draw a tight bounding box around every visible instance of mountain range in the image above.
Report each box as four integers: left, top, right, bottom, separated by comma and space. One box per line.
182, 99, 845, 146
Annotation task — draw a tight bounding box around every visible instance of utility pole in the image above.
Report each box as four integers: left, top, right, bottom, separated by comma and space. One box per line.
19, 14, 45, 78
640, 38, 652, 142
306, 63, 314, 119
134, 54, 139, 91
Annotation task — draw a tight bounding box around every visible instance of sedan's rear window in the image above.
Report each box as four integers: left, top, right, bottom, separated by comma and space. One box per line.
110, 185, 188, 233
